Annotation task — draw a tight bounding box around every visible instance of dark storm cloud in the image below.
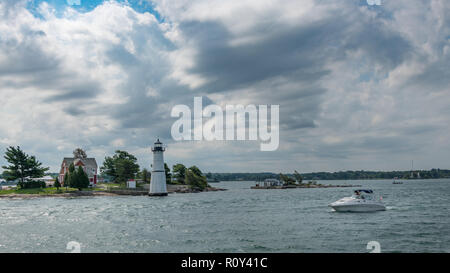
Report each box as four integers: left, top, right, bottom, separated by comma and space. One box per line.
345, 21, 412, 69
45, 88, 97, 102
166, 4, 413, 135
181, 19, 342, 93
64, 106, 85, 116
408, 58, 450, 92
181, 6, 412, 93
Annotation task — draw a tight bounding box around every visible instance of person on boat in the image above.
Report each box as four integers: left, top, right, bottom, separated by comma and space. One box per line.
355, 190, 365, 199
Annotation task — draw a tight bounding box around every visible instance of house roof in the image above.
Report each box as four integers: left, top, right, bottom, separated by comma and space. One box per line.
62, 157, 98, 169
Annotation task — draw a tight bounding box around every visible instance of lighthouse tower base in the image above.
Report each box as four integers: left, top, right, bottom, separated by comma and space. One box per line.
148, 192, 168, 196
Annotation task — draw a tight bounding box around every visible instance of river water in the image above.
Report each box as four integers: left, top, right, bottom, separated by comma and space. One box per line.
0, 179, 449, 253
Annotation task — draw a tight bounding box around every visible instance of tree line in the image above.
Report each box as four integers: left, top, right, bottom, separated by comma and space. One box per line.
208, 169, 450, 181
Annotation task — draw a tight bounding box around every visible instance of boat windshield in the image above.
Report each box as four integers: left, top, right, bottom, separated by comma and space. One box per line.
353, 194, 374, 200
352, 190, 374, 200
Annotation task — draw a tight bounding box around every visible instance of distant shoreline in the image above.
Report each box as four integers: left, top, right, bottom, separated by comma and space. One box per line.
204, 169, 450, 182
225, 177, 450, 181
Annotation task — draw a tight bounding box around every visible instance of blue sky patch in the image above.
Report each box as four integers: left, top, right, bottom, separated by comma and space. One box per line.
26, 0, 163, 22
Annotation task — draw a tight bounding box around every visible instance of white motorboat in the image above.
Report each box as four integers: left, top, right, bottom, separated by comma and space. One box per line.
329, 189, 386, 212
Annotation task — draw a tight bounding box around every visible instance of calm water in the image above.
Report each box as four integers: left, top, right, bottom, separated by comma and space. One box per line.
0, 179, 449, 253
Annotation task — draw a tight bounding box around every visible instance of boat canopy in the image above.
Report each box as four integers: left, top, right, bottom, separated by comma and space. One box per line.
354, 189, 373, 194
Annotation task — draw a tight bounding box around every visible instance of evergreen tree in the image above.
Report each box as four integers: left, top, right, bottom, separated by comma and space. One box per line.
78, 166, 90, 189
54, 177, 61, 191
68, 163, 76, 188
100, 151, 139, 184
63, 172, 69, 188
2, 146, 49, 182
71, 166, 90, 191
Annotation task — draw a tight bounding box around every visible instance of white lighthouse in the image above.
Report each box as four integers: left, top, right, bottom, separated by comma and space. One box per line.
149, 138, 168, 196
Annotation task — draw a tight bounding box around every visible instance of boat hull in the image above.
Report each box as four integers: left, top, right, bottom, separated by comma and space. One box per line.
330, 203, 386, 212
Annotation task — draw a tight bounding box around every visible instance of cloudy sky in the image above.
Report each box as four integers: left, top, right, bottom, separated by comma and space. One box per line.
0, 0, 449, 173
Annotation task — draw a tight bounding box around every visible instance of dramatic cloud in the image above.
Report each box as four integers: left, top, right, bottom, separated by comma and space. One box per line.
0, 0, 449, 172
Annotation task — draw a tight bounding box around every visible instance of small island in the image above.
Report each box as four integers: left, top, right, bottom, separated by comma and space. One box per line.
250, 171, 361, 189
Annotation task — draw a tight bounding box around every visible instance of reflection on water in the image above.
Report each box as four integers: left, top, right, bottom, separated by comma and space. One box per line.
0, 179, 449, 253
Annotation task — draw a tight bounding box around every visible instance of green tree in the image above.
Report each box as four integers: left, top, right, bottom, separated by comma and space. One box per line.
279, 173, 296, 185
2, 146, 49, 183
185, 166, 208, 190
100, 150, 140, 184
293, 170, 303, 184
26, 156, 48, 178
63, 172, 69, 188
70, 165, 80, 189
188, 166, 203, 177
100, 156, 116, 179
78, 166, 90, 189
67, 163, 76, 188
172, 163, 186, 184
165, 163, 172, 183
71, 166, 90, 191
54, 177, 61, 191
73, 148, 87, 159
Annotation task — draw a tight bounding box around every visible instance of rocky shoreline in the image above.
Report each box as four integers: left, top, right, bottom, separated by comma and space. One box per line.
0, 186, 227, 199
0, 191, 116, 199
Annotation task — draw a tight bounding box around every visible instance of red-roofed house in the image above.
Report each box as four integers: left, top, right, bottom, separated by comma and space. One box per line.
59, 151, 98, 186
